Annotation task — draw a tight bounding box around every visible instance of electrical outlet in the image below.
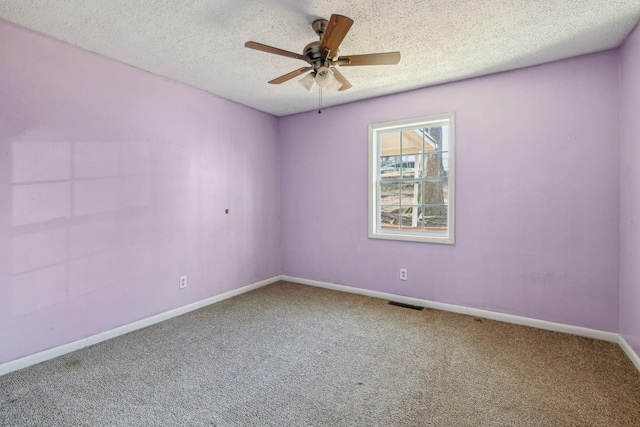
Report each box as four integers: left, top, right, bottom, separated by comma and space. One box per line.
400, 269, 408, 281
179, 276, 187, 289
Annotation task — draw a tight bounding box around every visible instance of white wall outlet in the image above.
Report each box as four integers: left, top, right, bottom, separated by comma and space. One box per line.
179, 276, 187, 289
400, 269, 408, 281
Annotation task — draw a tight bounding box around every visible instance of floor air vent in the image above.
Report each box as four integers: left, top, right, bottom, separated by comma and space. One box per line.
387, 301, 424, 311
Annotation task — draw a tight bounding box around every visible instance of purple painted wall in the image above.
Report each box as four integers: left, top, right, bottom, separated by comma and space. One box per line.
620, 23, 640, 357
279, 51, 620, 332
1, 16, 635, 368
0, 21, 280, 365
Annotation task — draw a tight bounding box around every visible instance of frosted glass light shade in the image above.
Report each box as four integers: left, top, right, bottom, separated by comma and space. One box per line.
327, 77, 343, 92
315, 66, 335, 88
299, 72, 316, 92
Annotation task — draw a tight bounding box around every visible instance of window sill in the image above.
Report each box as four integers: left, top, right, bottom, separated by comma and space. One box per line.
369, 230, 455, 244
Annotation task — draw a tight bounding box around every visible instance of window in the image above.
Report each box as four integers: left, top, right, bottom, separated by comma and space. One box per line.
368, 113, 455, 244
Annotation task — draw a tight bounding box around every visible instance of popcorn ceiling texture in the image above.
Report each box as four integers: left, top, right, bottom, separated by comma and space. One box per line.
1, 0, 639, 116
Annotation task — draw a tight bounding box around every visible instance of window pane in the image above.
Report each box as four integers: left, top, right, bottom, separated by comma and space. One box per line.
380, 131, 400, 158
380, 182, 400, 206
422, 180, 448, 205
423, 126, 445, 152
401, 154, 417, 178
424, 151, 449, 177
400, 205, 422, 230
401, 130, 422, 155
421, 205, 448, 230
380, 155, 401, 178
400, 181, 420, 207
380, 205, 400, 230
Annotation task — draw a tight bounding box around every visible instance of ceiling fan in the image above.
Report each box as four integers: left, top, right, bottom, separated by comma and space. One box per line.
244, 14, 401, 93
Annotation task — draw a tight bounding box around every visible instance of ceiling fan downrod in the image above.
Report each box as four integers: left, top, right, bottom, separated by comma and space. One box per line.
312, 18, 328, 40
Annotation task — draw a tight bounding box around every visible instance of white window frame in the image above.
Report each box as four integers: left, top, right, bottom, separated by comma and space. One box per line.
368, 113, 455, 244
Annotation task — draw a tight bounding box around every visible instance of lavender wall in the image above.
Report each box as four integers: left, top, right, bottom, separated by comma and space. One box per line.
0, 21, 280, 365
279, 51, 620, 332
0, 17, 632, 368
620, 24, 640, 356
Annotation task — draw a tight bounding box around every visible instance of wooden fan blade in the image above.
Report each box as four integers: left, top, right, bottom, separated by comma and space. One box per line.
245, 41, 309, 63
319, 14, 354, 55
337, 52, 401, 66
268, 67, 312, 84
331, 67, 352, 91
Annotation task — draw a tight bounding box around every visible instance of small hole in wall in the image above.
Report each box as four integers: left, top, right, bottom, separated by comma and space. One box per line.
225, 209, 229, 214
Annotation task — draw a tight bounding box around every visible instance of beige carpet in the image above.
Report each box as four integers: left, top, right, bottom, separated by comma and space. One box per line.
1, 281, 639, 426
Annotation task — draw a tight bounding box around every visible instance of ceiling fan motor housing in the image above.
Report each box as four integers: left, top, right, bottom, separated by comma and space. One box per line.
303, 41, 323, 66
303, 43, 339, 71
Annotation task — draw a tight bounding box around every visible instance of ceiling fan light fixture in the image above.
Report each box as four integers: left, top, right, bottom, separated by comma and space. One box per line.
298, 72, 316, 92
327, 76, 344, 92
315, 66, 335, 88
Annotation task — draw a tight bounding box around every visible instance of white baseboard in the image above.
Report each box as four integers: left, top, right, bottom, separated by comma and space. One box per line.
0, 276, 281, 377
4, 275, 636, 377
619, 335, 640, 372
281, 275, 619, 343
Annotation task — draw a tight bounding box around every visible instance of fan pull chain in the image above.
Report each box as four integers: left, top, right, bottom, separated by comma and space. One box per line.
318, 87, 322, 114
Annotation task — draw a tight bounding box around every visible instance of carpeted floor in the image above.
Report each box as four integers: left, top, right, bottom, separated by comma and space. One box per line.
1, 281, 639, 426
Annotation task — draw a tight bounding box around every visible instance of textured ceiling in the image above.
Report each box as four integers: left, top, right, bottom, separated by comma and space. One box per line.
2, 1, 640, 116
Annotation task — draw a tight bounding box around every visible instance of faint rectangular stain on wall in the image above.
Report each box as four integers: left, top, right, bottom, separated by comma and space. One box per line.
12, 182, 71, 226
12, 141, 70, 183
74, 178, 120, 216
12, 229, 67, 274
69, 218, 120, 260
12, 264, 67, 316
74, 141, 119, 179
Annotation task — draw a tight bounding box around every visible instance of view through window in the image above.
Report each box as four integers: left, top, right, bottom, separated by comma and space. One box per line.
369, 113, 455, 244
